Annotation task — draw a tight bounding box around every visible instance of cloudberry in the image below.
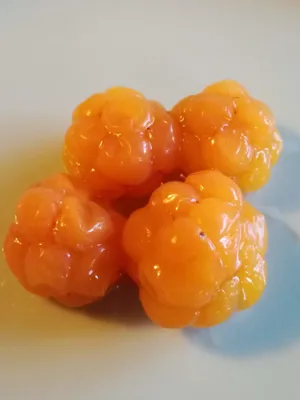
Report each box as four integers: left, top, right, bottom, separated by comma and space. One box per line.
171, 80, 282, 192
64, 87, 180, 199
3, 173, 126, 307
123, 170, 267, 328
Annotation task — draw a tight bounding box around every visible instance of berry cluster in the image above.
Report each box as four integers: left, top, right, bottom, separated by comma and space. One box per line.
3, 81, 281, 328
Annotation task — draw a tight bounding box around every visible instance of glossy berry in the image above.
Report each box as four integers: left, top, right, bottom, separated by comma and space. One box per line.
171, 80, 282, 192
3, 173, 126, 307
64, 87, 180, 199
123, 170, 267, 328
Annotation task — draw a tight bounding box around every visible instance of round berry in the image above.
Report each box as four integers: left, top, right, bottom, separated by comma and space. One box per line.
172, 80, 282, 192
3, 173, 125, 306
64, 87, 180, 199
123, 170, 267, 328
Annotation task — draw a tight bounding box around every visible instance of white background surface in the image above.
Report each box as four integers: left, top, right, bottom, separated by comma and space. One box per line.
0, 1, 300, 399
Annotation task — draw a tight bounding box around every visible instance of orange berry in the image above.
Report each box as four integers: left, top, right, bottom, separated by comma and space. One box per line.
172, 80, 282, 192
64, 87, 180, 198
3, 174, 125, 306
123, 170, 268, 328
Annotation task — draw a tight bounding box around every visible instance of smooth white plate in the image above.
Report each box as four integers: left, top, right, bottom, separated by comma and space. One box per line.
0, 1, 300, 399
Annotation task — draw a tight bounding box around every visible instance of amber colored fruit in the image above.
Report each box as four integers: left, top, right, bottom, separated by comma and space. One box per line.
3, 173, 126, 306
123, 170, 267, 328
171, 80, 282, 192
64, 87, 181, 199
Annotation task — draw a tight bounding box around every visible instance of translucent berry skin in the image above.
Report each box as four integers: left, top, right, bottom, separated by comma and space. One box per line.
64, 87, 180, 199
171, 80, 282, 192
123, 170, 267, 328
3, 173, 126, 307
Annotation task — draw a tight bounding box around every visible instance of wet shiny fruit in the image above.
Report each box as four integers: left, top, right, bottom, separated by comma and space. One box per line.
123, 170, 267, 328
3, 173, 126, 307
171, 80, 282, 192
64, 87, 180, 199
3, 81, 277, 327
